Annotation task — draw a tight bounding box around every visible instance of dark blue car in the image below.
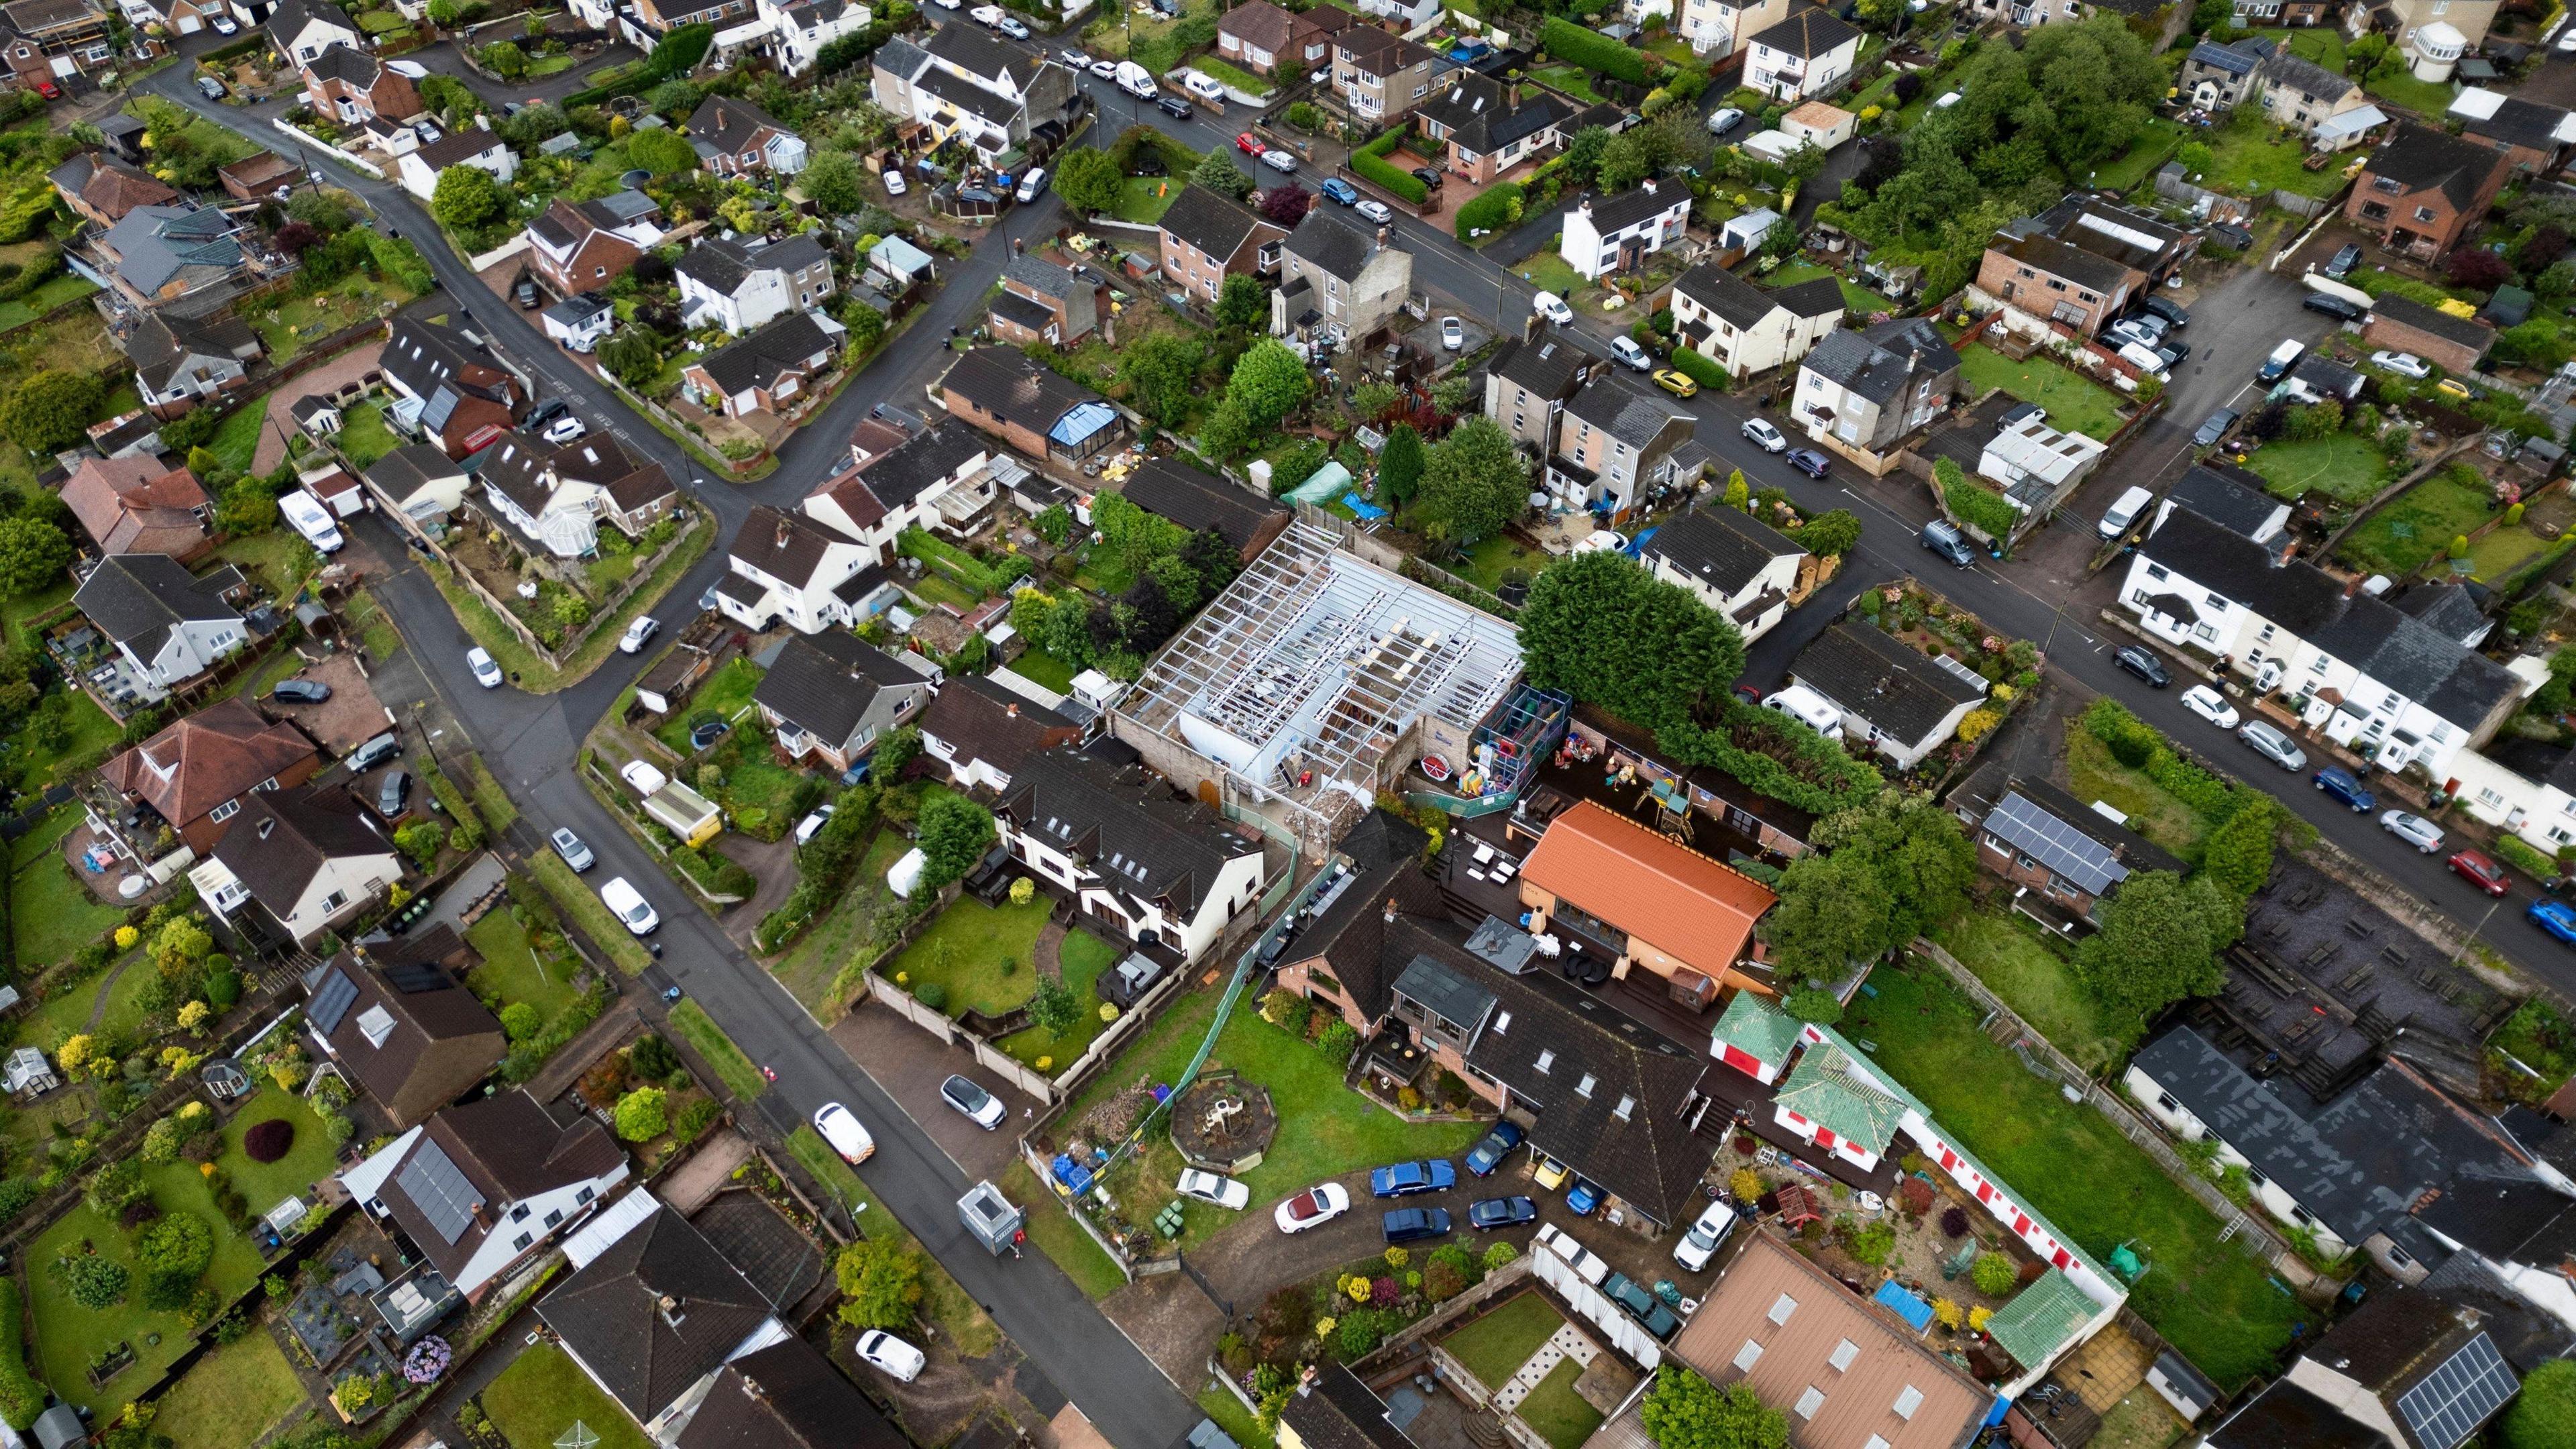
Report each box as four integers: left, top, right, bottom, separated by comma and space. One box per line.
2530, 899, 2576, 945
1382, 1207, 1452, 1243
1318, 178, 1360, 206
1467, 1196, 1538, 1230
1464, 1122, 1523, 1177
1371, 1160, 1457, 1197
1565, 1177, 1605, 1216
2313, 767, 2376, 814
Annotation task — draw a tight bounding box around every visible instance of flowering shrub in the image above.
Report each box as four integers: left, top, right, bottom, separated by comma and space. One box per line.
403, 1337, 451, 1384
1371, 1277, 1400, 1307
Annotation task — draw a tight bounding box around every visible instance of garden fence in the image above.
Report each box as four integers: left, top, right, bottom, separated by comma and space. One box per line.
1356, 1254, 1537, 1385
270, 117, 386, 180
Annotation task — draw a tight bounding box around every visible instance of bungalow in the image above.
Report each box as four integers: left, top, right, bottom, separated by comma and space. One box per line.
992, 747, 1266, 963
682, 311, 845, 419
1949, 766, 2184, 925
687, 94, 808, 178
1414, 74, 1572, 184
1115, 457, 1287, 563
303, 937, 506, 1128
48, 150, 178, 227
1782, 621, 1987, 769
123, 310, 262, 419
1558, 180, 1690, 281
675, 233, 835, 337
2155, 460, 2288, 543
74, 554, 249, 692
99, 695, 319, 855
541, 294, 616, 354
1639, 504, 1808, 643
1215, 0, 1340, 75
192, 786, 402, 947
936, 347, 1132, 472
918, 673, 1079, 791
1669, 263, 1843, 379
715, 504, 881, 634
364, 443, 473, 524
340, 1089, 629, 1299
1744, 6, 1860, 103
525, 191, 663, 298
89, 205, 250, 311
63, 454, 211, 558
396, 127, 517, 203
749, 632, 930, 773
2284, 352, 2368, 405
1154, 184, 1285, 307
1518, 798, 1777, 997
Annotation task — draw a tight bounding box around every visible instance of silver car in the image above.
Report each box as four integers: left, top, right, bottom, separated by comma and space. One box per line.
2237, 720, 2308, 771
551, 827, 594, 871
2380, 809, 2445, 853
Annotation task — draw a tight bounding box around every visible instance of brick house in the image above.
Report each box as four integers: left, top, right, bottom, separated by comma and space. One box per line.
2363, 293, 2496, 376
217, 151, 302, 203
1116, 456, 1288, 563
101, 696, 319, 855
1548, 372, 1699, 522
302, 47, 422, 125
1976, 229, 2139, 336
1155, 184, 1285, 308
303, 937, 507, 1128
687, 93, 808, 180
382, 315, 526, 459
2345, 123, 2512, 262
1330, 25, 1438, 124
936, 346, 1133, 470
1413, 73, 1572, 184
681, 310, 845, 419
1949, 766, 2182, 926
1216, 0, 1344, 75
525, 191, 663, 298
62, 453, 212, 558
2457, 92, 2576, 176
47, 151, 178, 227
986, 256, 1103, 349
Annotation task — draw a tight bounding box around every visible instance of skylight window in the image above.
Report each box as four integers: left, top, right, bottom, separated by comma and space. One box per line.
1768, 1293, 1796, 1326
1794, 1389, 1825, 1420
1829, 1340, 1858, 1372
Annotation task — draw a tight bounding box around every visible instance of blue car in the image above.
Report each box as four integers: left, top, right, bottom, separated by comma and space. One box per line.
1382, 1207, 1452, 1243
1565, 1177, 1604, 1216
1464, 1122, 1523, 1177
2530, 899, 2576, 945
2313, 767, 2376, 814
1370, 1160, 1458, 1197
1467, 1195, 1538, 1230
1318, 178, 1360, 206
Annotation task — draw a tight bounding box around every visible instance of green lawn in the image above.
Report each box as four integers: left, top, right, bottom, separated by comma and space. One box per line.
154, 1331, 308, 1449
1931, 910, 2135, 1072
1531, 64, 1600, 103
1766, 262, 1898, 317
2470, 525, 2551, 582
1114, 174, 1182, 225
908, 572, 983, 611
467, 754, 518, 831
211, 528, 319, 600
466, 908, 580, 1022
207, 404, 268, 474
1516, 1357, 1603, 1449
1955, 345, 2127, 440
996, 928, 1120, 1070
1, 578, 70, 650
345, 587, 401, 663
886, 894, 1054, 1016
1198, 1388, 1275, 1449
2243, 434, 2387, 503
17, 955, 159, 1052
1514, 252, 1585, 301
1190, 55, 1273, 95
654, 656, 767, 755
481, 1343, 655, 1449
1440, 1291, 1565, 1390
227, 647, 307, 702
11, 808, 128, 973
0, 274, 99, 333
2336, 472, 2496, 578
528, 52, 577, 75
1004, 1159, 1128, 1299
26, 691, 117, 791
2094, 118, 2183, 193
2197, 113, 2351, 201
356, 8, 409, 30
2066, 726, 2213, 859
335, 400, 399, 469
221, 1086, 344, 1214
529, 852, 653, 974
770, 831, 910, 1018
252, 274, 408, 364
669, 998, 765, 1101
785, 1126, 1002, 1354
1006, 649, 1077, 695
1457, 533, 1552, 594
1850, 967, 2310, 1387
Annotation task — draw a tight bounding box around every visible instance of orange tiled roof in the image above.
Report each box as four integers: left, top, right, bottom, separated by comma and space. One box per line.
1517, 799, 1775, 977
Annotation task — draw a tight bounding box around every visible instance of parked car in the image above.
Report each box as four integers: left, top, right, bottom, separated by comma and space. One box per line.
2380, 810, 2444, 853
2178, 684, 2239, 729
2193, 407, 2241, 447
1441, 315, 1464, 350
2436, 377, 2481, 400
197, 75, 227, 99
2324, 244, 2362, 280
2098, 484, 2153, 540
1234, 131, 1264, 154
2304, 292, 2366, 322
209, 11, 237, 31
967, 3, 1002, 21
1919, 519, 1975, 567
1411, 166, 1444, 190
515, 276, 540, 309
2370, 350, 2431, 378
1536, 1223, 1610, 1283
2257, 339, 2306, 384
1651, 368, 1699, 398
853, 1330, 924, 1383
2313, 766, 2376, 812
1467, 1196, 1538, 1230
1381, 1208, 1452, 1243
374, 769, 411, 818
1089, 57, 1118, 76
468, 647, 502, 688
1530, 1152, 1570, 1191
348, 733, 400, 772
550, 827, 594, 871
1320, 178, 1359, 205
1740, 418, 1787, 452
814, 1102, 874, 1162
272, 678, 331, 704
883, 167, 908, 195
1672, 1197, 1738, 1272
1354, 197, 1392, 223
1784, 448, 1831, 479
795, 805, 835, 846
2236, 720, 2306, 771
1370, 1160, 1456, 1197
1014, 168, 1048, 204
2449, 848, 2512, 896
2141, 296, 2190, 329
1608, 336, 1654, 372
2530, 899, 2576, 945
1464, 1121, 1523, 1176
1275, 1183, 1351, 1233
32, 78, 58, 100
619, 615, 659, 654
995, 14, 1028, 37
1532, 292, 1574, 325
1602, 1274, 1681, 1340
1155, 95, 1193, 119
1705, 106, 1744, 134
2113, 645, 2169, 688
1564, 1177, 1604, 1215
1177, 1169, 1250, 1209
620, 759, 668, 795
1260, 148, 1296, 174
940, 1074, 1007, 1128
525, 397, 570, 431
2106, 318, 2163, 350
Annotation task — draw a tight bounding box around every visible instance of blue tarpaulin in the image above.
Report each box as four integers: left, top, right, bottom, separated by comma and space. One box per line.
1344, 494, 1389, 521
1872, 1279, 1935, 1333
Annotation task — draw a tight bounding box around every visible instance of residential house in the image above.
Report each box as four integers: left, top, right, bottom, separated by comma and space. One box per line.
87, 205, 249, 311
1666, 1230, 1991, 1449
676, 1338, 910, 1449
936, 347, 1132, 472
2155, 460, 2288, 543
1669, 263, 1844, 379
1953, 769, 2183, 925
682, 311, 845, 419
991, 747, 1267, 963
99, 694, 318, 854
193, 786, 402, 946
715, 504, 881, 633
2364, 0, 2504, 56
2346, 123, 2514, 262
2366, 292, 2498, 374
363, 443, 473, 524
2206, 1285, 2528, 1449
1976, 231, 2139, 336
2179, 34, 2273, 109
1743, 7, 1860, 103
1115, 457, 1287, 563
2284, 351, 2368, 404
1979, 409, 2108, 521
1279, 1368, 1414, 1449
341, 1089, 629, 1298
2119, 502, 2525, 777
1271, 207, 1414, 345
1413, 73, 1572, 184
74, 554, 248, 692
1792, 316, 1959, 462
525, 191, 663, 298
113, 0, 225, 38
1784, 621, 1988, 769
919, 674, 1079, 791
1519, 797, 1776, 996
1273, 808, 1441, 1034
537, 1197, 793, 1442
803, 419, 996, 564
749, 0, 869, 76
63, 454, 211, 558
301, 46, 421, 125
123, 310, 261, 418
48, 151, 178, 227
869, 24, 1078, 166
676, 233, 835, 337
1639, 504, 1808, 643
688, 94, 808, 178
750, 632, 931, 773
1677, 0, 1789, 58
550, 434, 680, 538
2253, 48, 2371, 136
2233, 0, 2333, 23
396, 127, 517, 203
987, 256, 1103, 349
865, 234, 936, 292
541, 294, 615, 354
1216, 0, 1340, 76
303, 940, 507, 1128
1547, 371, 1697, 521
1155, 184, 1286, 308
475, 432, 596, 556
1558, 181, 1691, 281
1484, 333, 1607, 453
2454, 89, 2576, 174
1330, 25, 1440, 123
217, 151, 303, 203
267, 0, 360, 66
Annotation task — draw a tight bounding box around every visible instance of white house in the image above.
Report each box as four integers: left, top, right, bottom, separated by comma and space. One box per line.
751, 0, 869, 75
991, 748, 1267, 964
191, 788, 402, 946
1668, 262, 1843, 379
397, 127, 516, 203
1678, 0, 1788, 56
339, 1091, 630, 1299
804, 421, 994, 560
1979, 409, 2108, 517
676, 233, 835, 337
73, 554, 248, 693
541, 294, 615, 354
363, 443, 473, 524
716, 504, 882, 634
1639, 504, 1808, 643
266, 0, 360, 66
920, 674, 1079, 792
1743, 7, 1861, 103
1558, 180, 1690, 280
1785, 621, 1988, 769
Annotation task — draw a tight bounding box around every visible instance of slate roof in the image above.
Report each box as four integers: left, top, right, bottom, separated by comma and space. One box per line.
2259, 50, 2351, 102
1415, 72, 1570, 154
2136, 505, 2346, 632
1117, 458, 1285, 553
676, 1338, 908, 1449
413, 129, 510, 169
1487, 335, 1599, 399
845, 419, 985, 512
1788, 621, 1984, 745
1578, 184, 1686, 236
991, 289, 1057, 335
2291, 352, 2367, 398
2166, 462, 2284, 540
729, 504, 859, 589
2373, 293, 2496, 353
694, 311, 840, 396
2186, 36, 2267, 76
2364, 123, 2506, 211
217, 151, 300, 194
48, 150, 178, 220
210, 786, 394, 913
383, 317, 517, 407
1675, 262, 1782, 331
939, 347, 1108, 435
368, 444, 468, 503
749, 631, 921, 746
305, 44, 378, 84
1801, 316, 1957, 405
76, 555, 243, 657
1219, 0, 1299, 53
1278, 808, 1439, 1019
1563, 372, 1692, 451
688, 95, 790, 158
923, 17, 1040, 89
1285, 206, 1381, 281
2306, 591, 2521, 733
679, 233, 826, 295
1988, 229, 2133, 294
1157, 183, 1270, 259
994, 748, 1260, 916
103, 696, 313, 826
1280, 1366, 1412, 1449
2389, 582, 2487, 645
920, 673, 1075, 777
100, 205, 242, 295
1641, 504, 1804, 597
871, 32, 929, 78
2416, 1251, 2576, 1371
123, 311, 260, 397
537, 1203, 778, 1422
1748, 5, 1857, 58
1334, 24, 1438, 74
2464, 96, 2571, 153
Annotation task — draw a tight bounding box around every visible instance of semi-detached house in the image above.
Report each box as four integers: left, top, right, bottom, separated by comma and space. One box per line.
1677, 0, 1788, 58
1558, 181, 1690, 281
920, 674, 1079, 792
682, 310, 845, 419
1546, 371, 1697, 522
805, 418, 997, 566
397, 127, 516, 203
676, 233, 835, 337
193, 786, 402, 946
1670, 263, 1843, 379
341, 1089, 629, 1298
868, 25, 1078, 168
750, 631, 930, 773
1793, 315, 1959, 462
1638, 503, 1808, 643
991, 747, 1266, 965
716, 504, 882, 634
1976, 229, 2138, 337
1216, 0, 1346, 74
1484, 333, 1606, 454
1272, 207, 1413, 346
1413, 74, 1572, 184
1330, 25, 1439, 123
1154, 184, 1285, 308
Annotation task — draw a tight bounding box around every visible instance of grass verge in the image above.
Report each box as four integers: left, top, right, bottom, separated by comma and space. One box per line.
1001, 1159, 1128, 1300
529, 851, 652, 974
786, 1126, 1000, 1355
669, 998, 766, 1100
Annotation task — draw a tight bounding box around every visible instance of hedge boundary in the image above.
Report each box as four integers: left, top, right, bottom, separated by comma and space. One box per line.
1454, 180, 1522, 241
1352, 128, 1426, 205
1668, 346, 1728, 390
1541, 17, 1648, 86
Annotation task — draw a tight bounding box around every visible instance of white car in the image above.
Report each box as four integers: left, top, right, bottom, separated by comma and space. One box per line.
619, 616, 659, 654
2178, 684, 2239, 729
1274, 1182, 1350, 1233
968, 5, 1003, 21
794, 804, 835, 845
1060, 46, 1088, 64
996, 14, 1029, 37
619, 758, 669, 795
1534, 1223, 1611, 1285
1089, 58, 1118, 77
467, 647, 502, 688
1532, 291, 1574, 325
2559, 23, 2576, 50
599, 876, 659, 935
209, 12, 237, 32
1177, 1169, 1250, 1210
854, 1330, 926, 1383
1572, 529, 1627, 555
1705, 105, 1743, 134
1259, 148, 1296, 174
814, 1102, 875, 1163
2381, 809, 2445, 853
2370, 350, 2431, 379
941, 1073, 1008, 1128
1354, 198, 1392, 224
1440, 316, 1464, 350
1741, 418, 1788, 452
1672, 1197, 1739, 1273
1608, 335, 1652, 371
883, 168, 908, 196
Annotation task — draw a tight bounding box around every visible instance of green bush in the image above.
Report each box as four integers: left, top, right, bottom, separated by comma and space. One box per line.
1542, 16, 1648, 84
1668, 346, 1729, 390
1939, 464, 2019, 543
914, 981, 949, 1012
0, 1279, 37, 1429
2498, 833, 2561, 881
1318, 1020, 1358, 1065
1353, 129, 1428, 204
1454, 181, 1523, 240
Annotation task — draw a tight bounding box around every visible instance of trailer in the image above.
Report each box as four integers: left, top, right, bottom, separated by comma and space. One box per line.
643, 781, 722, 849
958, 1181, 1025, 1256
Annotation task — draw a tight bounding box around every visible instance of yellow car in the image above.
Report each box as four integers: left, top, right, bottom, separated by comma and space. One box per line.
1531, 1152, 1571, 1190
2435, 378, 2474, 400
1651, 368, 1700, 399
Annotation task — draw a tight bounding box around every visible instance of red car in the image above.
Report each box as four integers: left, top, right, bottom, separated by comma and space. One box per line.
2449, 849, 2511, 896
1234, 132, 1265, 156
30, 78, 57, 99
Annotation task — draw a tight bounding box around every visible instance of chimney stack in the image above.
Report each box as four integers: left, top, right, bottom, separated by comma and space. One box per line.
775, 517, 792, 549
1384, 897, 1397, 923
1006, 702, 1020, 716
1507, 79, 1521, 109
1642, 178, 1657, 195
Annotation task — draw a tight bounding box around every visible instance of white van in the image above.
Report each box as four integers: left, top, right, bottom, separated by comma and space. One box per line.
2098, 484, 2154, 541
278, 488, 343, 553
814, 1102, 875, 1164
1115, 60, 1158, 99
1181, 70, 1226, 103
1014, 167, 1047, 205
2257, 338, 2305, 384
2116, 341, 2168, 378
1764, 684, 1843, 737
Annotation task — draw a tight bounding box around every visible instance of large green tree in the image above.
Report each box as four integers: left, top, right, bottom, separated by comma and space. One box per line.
1118, 333, 1204, 427
916, 792, 996, 891
1378, 423, 1425, 506
625, 125, 699, 176
429, 165, 503, 231
1640, 1367, 1786, 1449
1226, 339, 1309, 432
1192, 152, 1254, 201
0, 371, 100, 454
1414, 415, 1529, 546
798, 148, 867, 214
0, 517, 70, 599
2502, 1360, 2576, 1449
834, 1238, 923, 1331
1214, 273, 1269, 329
1808, 790, 1976, 945
1515, 549, 1746, 733
2077, 870, 2241, 1028
1759, 849, 1898, 983
1053, 147, 1126, 215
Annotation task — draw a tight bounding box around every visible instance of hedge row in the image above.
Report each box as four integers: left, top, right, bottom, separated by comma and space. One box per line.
1542, 16, 1648, 85
0, 1280, 33, 1430
1454, 180, 1522, 241
2082, 696, 2253, 828
1352, 129, 1426, 205
1941, 470, 2018, 545
1667, 346, 1729, 390
1662, 702, 1882, 816
2498, 833, 2561, 881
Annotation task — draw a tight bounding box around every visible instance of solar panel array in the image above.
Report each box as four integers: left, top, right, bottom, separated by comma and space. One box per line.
2396, 1333, 2516, 1449
386, 963, 451, 995
1986, 792, 2125, 896
396, 1139, 482, 1245
311, 970, 360, 1034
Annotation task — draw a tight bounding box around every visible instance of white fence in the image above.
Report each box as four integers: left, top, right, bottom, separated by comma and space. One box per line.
270, 117, 386, 180
1528, 1240, 1665, 1371
468, 234, 533, 272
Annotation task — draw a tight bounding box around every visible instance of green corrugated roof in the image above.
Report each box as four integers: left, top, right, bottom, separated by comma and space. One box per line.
1774, 1041, 1909, 1150
1984, 1269, 2098, 1371
1712, 990, 1805, 1065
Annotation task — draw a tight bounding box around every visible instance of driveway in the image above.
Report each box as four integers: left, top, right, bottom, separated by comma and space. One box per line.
829, 999, 1044, 1183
